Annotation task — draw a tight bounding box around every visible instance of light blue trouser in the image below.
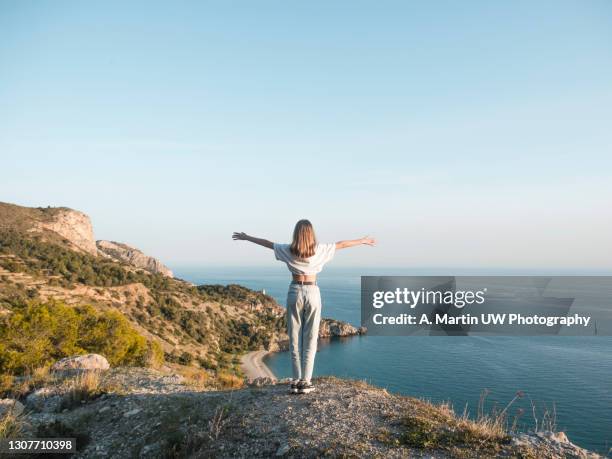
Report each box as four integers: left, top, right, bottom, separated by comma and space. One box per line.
286, 283, 322, 382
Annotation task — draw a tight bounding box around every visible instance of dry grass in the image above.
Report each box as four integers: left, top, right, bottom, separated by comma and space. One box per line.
0, 410, 25, 439
177, 366, 210, 388
176, 365, 244, 390
0, 374, 14, 396
316, 376, 391, 394
59, 370, 102, 410
395, 390, 551, 457
207, 405, 230, 441
216, 371, 243, 389
159, 402, 232, 458
399, 397, 510, 453
0, 366, 56, 398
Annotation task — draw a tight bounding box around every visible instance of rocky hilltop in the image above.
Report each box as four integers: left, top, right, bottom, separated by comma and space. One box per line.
0, 202, 172, 276
1, 366, 600, 458
37, 207, 98, 256
0, 202, 96, 255
97, 240, 173, 278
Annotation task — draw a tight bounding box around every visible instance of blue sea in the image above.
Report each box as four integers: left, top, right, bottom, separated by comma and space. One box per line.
175, 266, 612, 454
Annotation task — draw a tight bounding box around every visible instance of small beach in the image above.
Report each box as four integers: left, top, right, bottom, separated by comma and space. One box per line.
240, 350, 276, 379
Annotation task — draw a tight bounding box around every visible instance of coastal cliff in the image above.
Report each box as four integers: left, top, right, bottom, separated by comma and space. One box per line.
37, 207, 98, 256
0, 202, 97, 255
0, 202, 172, 276
97, 240, 174, 277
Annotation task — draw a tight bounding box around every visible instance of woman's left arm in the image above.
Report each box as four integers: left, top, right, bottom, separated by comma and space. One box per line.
335, 236, 376, 250
232, 232, 274, 249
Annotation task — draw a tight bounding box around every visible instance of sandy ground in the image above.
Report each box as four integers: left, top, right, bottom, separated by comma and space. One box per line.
240, 350, 277, 379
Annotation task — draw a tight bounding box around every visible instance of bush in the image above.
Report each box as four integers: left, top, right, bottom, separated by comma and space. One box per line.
0, 229, 171, 290
178, 351, 193, 365
0, 300, 155, 374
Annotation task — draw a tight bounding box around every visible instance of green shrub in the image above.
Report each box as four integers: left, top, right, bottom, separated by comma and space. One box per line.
0, 229, 171, 290
0, 300, 155, 374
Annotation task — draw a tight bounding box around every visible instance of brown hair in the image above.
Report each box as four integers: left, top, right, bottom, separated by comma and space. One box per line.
290, 219, 317, 258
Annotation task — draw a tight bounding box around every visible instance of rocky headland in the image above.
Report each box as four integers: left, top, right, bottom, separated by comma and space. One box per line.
96, 240, 173, 278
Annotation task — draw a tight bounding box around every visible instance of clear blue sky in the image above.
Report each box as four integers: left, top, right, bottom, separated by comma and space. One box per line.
1, 1, 611, 269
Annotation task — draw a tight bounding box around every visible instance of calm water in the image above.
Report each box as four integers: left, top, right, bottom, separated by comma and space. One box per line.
175, 266, 612, 453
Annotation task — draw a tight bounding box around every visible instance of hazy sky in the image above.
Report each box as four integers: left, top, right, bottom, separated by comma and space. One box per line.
1, 1, 611, 269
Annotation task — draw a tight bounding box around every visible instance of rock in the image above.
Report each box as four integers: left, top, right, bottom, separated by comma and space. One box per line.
512, 432, 600, 458
25, 388, 62, 413
51, 354, 110, 371
275, 443, 290, 456
246, 377, 277, 387
162, 374, 184, 384
140, 442, 160, 457
319, 319, 364, 338
0, 399, 24, 417
124, 408, 142, 418
38, 208, 98, 255
543, 431, 569, 444
98, 406, 111, 414
96, 240, 173, 277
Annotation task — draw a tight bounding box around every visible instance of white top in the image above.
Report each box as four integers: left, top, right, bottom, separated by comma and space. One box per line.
273, 243, 336, 275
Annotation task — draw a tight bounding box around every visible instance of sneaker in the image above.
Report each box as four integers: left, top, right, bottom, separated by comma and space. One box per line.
289, 380, 299, 394
297, 380, 315, 394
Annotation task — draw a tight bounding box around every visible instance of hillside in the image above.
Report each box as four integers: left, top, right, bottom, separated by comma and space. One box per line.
0, 202, 361, 381
0, 202, 96, 255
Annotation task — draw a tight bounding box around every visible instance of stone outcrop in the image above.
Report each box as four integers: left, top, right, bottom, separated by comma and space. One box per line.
51, 354, 110, 371
512, 431, 600, 458
25, 388, 61, 413
0, 398, 24, 417
1, 202, 172, 276
36, 208, 98, 256
319, 318, 366, 338
96, 240, 173, 277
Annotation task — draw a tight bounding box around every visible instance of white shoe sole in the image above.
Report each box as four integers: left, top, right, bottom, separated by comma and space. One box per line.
298, 386, 315, 394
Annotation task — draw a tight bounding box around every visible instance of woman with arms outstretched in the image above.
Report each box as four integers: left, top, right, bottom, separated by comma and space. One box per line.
233, 219, 375, 394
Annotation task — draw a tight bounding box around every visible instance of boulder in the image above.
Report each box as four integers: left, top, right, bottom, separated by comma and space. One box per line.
25, 388, 61, 413
52, 354, 110, 371
0, 399, 24, 417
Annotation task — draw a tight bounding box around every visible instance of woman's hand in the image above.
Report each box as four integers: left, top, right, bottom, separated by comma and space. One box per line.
361, 236, 376, 246
232, 232, 274, 248
336, 236, 376, 250
232, 232, 248, 241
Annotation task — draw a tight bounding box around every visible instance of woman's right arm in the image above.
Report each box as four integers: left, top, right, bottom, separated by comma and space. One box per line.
335, 236, 376, 250
232, 232, 274, 249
